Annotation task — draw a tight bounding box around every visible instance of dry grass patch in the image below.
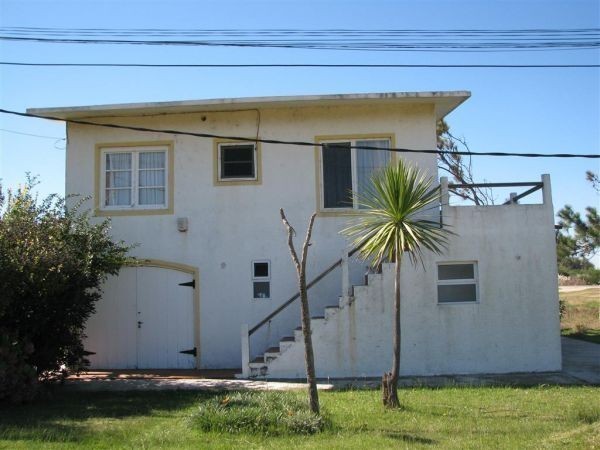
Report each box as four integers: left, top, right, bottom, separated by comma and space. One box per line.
560, 287, 599, 344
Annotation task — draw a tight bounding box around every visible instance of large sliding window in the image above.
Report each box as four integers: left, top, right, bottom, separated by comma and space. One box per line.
320, 138, 391, 210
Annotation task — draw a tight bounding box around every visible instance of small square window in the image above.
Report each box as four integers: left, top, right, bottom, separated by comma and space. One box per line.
253, 282, 270, 299
253, 262, 269, 278
219, 144, 256, 180
437, 262, 478, 304
252, 260, 270, 299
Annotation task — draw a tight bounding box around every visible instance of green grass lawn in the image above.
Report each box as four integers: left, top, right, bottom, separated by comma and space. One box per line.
560, 287, 600, 344
1, 387, 599, 449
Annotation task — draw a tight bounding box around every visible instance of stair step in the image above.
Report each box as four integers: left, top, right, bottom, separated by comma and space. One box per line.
311, 316, 325, 320
264, 346, 280, 363
250, 356, 264, 364
281, 336, 295, 342
325, 305, 339, 310
295, 326, 302, 331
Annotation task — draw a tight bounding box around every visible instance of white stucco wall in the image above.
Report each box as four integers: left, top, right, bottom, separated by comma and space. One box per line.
264, 192, 562, 378
67, 102, 438, 369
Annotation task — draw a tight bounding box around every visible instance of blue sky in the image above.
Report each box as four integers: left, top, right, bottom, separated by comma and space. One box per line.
0, 0, 598, 219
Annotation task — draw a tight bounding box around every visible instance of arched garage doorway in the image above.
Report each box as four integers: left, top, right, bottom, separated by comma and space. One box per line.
84, 259, 200, 369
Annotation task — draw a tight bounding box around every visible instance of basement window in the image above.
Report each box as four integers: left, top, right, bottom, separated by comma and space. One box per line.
252, 260, 270, 299
437, 262, 478, 304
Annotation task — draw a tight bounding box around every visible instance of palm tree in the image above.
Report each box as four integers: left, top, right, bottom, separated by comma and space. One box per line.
342, 160, 450, 408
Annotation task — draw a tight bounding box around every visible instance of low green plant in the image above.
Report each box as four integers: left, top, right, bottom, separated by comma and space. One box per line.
190, 391, 328, 435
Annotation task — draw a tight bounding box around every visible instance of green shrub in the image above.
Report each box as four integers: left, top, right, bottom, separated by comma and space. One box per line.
0, 332, 38, 403
0, 178, 131, 402
580, 268, 600, 285
190, 391, 328, 435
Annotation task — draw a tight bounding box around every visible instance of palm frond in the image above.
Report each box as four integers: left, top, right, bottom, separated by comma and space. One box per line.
341, 160, 452, 268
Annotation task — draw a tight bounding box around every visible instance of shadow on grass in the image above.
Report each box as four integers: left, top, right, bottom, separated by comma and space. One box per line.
562, 329, 600, 345
383, 431, 437, 445
0, 389, 218, 443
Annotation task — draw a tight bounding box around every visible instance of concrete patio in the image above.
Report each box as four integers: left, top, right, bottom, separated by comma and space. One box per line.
65, 337, 598, 392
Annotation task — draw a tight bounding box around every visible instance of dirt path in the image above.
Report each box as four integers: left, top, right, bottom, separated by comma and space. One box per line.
559, 286, 600, 293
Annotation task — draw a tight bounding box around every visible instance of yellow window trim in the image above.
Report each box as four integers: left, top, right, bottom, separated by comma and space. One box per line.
94, 141, 175, 217
213, 138, 262, 186
314, 133, 396, 217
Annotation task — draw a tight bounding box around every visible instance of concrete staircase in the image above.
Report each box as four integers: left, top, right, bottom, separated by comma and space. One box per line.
246, 270, 386, 378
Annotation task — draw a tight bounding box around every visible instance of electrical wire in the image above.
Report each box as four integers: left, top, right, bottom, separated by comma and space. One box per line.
1, 62, 598, 68
0, 27, 598, 52
0, 127, 64, 140
0, 108, 597, 159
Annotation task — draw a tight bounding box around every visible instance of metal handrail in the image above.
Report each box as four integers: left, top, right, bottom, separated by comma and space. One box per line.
448, 182, 542, 189
248, 246, 360, 336
501, 184, 543, 204
448, 181, 544, 205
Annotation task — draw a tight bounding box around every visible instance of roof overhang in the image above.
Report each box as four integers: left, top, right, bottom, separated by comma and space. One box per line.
28, 91, 470, 121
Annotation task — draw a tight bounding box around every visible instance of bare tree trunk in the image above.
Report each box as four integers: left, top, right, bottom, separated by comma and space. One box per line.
280, 209, 319, 415
383, 238, 401, 408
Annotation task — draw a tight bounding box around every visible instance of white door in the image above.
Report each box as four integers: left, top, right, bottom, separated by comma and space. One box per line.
84, 266, 196, 369
136, 267, 196, 369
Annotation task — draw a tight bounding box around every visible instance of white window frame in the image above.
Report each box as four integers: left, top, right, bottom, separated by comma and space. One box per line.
252, 260, 271, 300
217, 142, 258, 182
100, 146, 169, 211
436, 261, 479, 305
319, 137, 391, 211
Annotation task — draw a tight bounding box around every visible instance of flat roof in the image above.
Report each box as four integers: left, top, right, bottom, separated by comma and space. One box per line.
28, 91, 470, 120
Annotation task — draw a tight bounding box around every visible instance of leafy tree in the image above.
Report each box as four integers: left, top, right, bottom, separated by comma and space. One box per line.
437, 119, 493, 205
0, 178, 131, 402
280, 209, 320, 414
556, 172, 599, 282
342, 161, 450, 408
585, 170, 600, 193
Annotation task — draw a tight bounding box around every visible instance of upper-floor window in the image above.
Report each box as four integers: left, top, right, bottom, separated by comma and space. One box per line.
215, 141, 261, 185
98, 143, 172, 213
318, 137, 391, 210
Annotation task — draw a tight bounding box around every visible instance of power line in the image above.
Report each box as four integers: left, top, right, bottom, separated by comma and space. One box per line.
0, 108, 598, 159
4, 26, 598, 33
1, 36, 595, 51
0, 127, 64, 140
0, 27, 598, 51
1, 61, 598, 68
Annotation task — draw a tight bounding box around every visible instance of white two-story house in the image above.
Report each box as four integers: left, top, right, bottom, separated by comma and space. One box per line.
28, 91, 562, 378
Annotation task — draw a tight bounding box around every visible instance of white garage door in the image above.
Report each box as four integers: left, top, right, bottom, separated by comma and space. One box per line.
84, 266, 196, 369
